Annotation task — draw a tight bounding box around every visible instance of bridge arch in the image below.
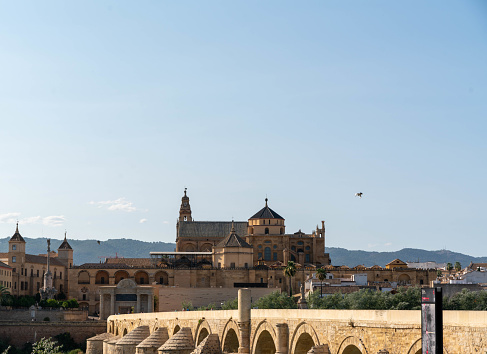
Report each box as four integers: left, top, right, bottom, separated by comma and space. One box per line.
407, 339, 450, 354
290, 322, 321, 354
195, 319, 212, 345
222, 319, 240, 353
407, 339, 421, 354
252, 321, 277, 354
338, 336, 368, 354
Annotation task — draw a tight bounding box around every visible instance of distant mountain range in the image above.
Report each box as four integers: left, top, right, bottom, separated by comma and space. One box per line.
1, 237, 486, 268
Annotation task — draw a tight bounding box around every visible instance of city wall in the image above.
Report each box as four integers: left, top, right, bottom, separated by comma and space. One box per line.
0, 321, 106, 348
0, 308, 88, 322
158, 287, 277, 311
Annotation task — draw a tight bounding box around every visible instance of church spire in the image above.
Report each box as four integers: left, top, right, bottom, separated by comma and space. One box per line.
179, 188, 192, 222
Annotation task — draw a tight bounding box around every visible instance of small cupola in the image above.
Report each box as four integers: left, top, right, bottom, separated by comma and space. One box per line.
248, 198, 285, 235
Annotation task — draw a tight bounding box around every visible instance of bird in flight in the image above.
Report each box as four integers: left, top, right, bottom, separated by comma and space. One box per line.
355, 192, 363, 198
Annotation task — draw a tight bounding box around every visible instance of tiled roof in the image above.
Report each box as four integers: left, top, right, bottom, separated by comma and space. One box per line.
9, 224, 25, 242
106, 258, 152, 267
216, 225, 252, 248
58, 235, 72, 250
249, 200, 284, 220
0, 261, 12, 269
25, 254, 66, 267
178, 221, 247, 238
386, 259, 407, 266
468, 263, 487, 269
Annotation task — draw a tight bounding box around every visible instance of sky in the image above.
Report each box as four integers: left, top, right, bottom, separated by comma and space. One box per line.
0, 1, 486, 256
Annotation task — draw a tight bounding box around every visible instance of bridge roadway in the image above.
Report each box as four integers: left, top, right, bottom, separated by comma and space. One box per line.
107, 307, 487, 353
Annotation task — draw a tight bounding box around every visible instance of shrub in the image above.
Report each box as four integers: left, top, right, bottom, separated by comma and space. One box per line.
31, 337, 62, 354
221, 297, 238, 310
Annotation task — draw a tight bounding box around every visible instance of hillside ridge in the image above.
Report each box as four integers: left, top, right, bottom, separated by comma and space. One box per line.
0, 237, 485, 267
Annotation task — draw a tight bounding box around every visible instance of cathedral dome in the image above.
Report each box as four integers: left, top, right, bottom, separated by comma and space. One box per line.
249, 198, 284, 220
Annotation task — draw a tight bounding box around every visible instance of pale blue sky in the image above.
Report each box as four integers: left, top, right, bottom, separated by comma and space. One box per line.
0, 1, 486, 256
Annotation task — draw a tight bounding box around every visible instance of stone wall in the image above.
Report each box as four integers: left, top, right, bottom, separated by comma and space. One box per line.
158, 287, 277, 311
0, 321, 106, 347
0, 308, 88, 322
106, 309, 487, 354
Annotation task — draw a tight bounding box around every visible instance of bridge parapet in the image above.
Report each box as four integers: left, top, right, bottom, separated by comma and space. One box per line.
104, 309, 487, 354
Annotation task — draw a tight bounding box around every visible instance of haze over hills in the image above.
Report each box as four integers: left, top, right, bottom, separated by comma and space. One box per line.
1, 237, 486, 268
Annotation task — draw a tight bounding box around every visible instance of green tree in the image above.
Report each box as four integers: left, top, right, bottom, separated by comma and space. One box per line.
284, 261, 297, 296
454, 262, 462, 272
436, 270, 442, 278
31, 338, 62, 354
446, 262, 453, 271
252, 291, 296, 309
316, 268, 327, 298
0, 285, 9, 304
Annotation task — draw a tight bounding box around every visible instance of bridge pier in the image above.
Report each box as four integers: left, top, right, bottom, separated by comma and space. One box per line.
275, 323, 288, 354
237, 289, 251, 354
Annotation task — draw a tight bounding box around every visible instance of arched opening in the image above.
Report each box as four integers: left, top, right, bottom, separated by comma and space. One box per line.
115, 270, 129, 284
154, 271, 169, 285
200, 243, 213, 252
254, 330, 276, 354
197, 328, 209, 345
280, 228, 284, 234
223, 328, 239, 353
122, 328, 128, 337
343, 345, 361, 354
294, 333, 315, 354
184, 244, 196, 252
250, 227, 254, 235
265, 228, 269, 235
398, 274, 411, 284
78, 271, 90, 284
173, 325, 180, 335
95, 270, 109, 284
135, 271, 149, 285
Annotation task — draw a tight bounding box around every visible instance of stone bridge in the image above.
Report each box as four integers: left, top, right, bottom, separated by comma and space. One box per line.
101, 290, 487, 354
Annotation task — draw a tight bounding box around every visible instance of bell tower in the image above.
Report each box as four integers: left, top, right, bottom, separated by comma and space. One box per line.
179, 188, 192, 222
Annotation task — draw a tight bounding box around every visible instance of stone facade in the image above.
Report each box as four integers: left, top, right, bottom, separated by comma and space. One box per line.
99, 279, 154, 319
0, 225, 72, 297
176, 192, 331, 267
0, 260, 12, 291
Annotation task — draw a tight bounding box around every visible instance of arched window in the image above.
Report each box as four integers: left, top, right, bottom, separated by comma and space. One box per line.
265, 228, 269, 234
264, 247, 271, 260
280, 227, 284, 234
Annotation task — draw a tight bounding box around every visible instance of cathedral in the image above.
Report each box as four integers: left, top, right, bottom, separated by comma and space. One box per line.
175, 189, 331, 267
